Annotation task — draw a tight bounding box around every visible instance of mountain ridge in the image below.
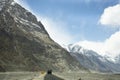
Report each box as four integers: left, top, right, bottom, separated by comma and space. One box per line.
0, 0, 86, 72
64, 43, 120, 73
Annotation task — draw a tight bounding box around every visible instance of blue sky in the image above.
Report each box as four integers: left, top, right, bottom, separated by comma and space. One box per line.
26, 0, 118, 42
17, 0, 119, 44
15, 0, 120, 58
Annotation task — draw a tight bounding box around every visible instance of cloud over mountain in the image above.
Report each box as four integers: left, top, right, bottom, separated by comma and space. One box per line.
14, 0, 120, 59
14, 0, 74, 45
76, 30, 120, 59
77, 4, 120, 58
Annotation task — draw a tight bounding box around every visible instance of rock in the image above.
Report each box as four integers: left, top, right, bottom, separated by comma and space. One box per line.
0, 0, 87, 72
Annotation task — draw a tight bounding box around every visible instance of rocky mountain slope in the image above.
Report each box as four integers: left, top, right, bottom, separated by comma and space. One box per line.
0, 0, 86, 72
65, 44, 120, 73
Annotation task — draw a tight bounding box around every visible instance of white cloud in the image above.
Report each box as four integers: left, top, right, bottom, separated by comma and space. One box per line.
99, 4, 120, 27
39, 16, 74, 45
104, 31, 120, 57
77, 4, 120, 57
76, 31, 120, 58
14, 0, 120, 59
76, 41, 104, 55
14, 0, 74, 46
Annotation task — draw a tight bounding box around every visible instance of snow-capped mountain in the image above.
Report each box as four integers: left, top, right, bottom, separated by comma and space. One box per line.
64, 44, 120, 73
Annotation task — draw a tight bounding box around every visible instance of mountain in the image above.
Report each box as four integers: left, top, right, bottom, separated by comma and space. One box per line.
65, 44, 120, 73
0, 0, 86, 72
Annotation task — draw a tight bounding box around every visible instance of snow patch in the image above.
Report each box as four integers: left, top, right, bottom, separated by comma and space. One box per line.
16, 17, 41, 30
98, 57, 106, 62
66, 43, 120, 63
11, 1, 16, 5
104, 55, 116, 63
79, 47, 84, 54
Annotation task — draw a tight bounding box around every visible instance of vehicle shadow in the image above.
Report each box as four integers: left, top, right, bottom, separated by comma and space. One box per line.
44, 74, 64, 80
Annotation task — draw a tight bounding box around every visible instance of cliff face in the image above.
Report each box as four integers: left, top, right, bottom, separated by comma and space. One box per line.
0, 0, 86, 72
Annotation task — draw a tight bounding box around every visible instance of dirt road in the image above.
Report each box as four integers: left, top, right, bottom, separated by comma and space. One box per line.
0, 72, 120, 80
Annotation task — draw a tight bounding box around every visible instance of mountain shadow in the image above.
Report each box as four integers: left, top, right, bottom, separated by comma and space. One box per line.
0, 66, 5, 72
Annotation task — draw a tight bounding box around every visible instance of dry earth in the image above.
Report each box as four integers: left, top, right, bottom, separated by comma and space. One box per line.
0, 72, 120, 80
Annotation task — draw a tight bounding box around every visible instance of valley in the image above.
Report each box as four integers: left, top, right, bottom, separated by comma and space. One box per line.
0, 72, 120, 80
0, 0, 120, 80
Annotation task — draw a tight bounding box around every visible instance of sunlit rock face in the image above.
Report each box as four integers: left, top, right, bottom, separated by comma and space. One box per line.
0, 0, 86, 72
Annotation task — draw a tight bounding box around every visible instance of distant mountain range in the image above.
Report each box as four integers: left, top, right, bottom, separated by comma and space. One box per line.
0, 0, 86, 72
64, 44, 120, 73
